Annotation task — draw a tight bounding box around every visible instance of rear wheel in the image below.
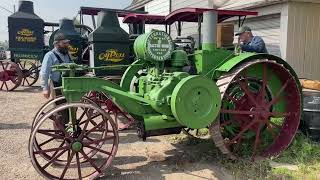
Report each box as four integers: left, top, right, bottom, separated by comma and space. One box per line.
210, 59, 301, 160
0, 60, 23, 91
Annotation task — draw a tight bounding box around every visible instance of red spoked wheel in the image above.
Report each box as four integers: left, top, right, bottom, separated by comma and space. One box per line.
87, 91, 134, 131
210, 59, 301, 160
29, 103, 119, 179
0, 60, 23, 91
18, 60, 39, 86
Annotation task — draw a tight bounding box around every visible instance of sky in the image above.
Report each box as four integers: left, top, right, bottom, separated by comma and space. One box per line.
0, 0, 132, 41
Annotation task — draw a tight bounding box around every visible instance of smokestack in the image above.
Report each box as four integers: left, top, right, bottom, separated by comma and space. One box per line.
202, 10, 218, 50
18, 1, 34, 14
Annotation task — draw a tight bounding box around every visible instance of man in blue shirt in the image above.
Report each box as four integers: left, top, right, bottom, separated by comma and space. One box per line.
235, 26, 268, 53
40, 33, 71, 99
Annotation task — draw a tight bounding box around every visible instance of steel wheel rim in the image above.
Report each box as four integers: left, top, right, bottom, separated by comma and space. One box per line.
0, 61, 23, 91
210, 60, 301, 160
29, 103, 119, 180
32, 97, 104, 165
19, 60, 39, 86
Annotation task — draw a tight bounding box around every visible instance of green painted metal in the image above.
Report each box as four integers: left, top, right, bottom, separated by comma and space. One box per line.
134, 30, 174, 63
202, 43, 216, 51
62, 77, 154, 116
194, 48, 234, 78
171, 75, 221, 129
171, 50, 188, 67
120, 60, 144, 91
143, 114, 180, 130
71, 142, 83, 152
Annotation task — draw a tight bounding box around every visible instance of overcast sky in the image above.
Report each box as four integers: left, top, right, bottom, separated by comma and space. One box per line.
0, 0, 132, 41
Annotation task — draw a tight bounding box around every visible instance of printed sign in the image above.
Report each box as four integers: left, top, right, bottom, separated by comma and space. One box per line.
16, 28, 37, 43
98, 49, 125, 63
68, 45, 79, 58
146, 31, 173, 62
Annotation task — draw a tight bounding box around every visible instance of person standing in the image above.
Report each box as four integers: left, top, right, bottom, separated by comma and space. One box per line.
40, 33, 71, 99
235, 26, 268, 53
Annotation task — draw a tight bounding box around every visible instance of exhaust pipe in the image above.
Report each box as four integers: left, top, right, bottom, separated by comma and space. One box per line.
202, 10, 218, 51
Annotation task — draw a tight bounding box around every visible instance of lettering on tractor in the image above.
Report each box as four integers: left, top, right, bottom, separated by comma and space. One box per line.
68, 45, 79, 57
98, 49, 126, 62
16, 28, 37, 42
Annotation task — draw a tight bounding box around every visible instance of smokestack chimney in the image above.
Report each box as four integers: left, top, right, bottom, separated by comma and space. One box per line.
18, 1, 34, 14
202, 10, 218, 50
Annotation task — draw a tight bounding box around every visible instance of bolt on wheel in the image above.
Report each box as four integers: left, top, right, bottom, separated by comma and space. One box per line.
0, 60, 23, 91
210, 60, 301, 160
29, 103, 119, 179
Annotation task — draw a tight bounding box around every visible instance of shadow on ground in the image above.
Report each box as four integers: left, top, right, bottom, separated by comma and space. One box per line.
0, 122, 31, 130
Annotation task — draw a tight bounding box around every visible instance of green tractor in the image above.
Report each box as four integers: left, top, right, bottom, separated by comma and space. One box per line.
28, 8, 302, 179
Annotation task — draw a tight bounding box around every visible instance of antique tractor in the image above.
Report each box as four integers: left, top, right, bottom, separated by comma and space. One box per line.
29, 8, 302, 179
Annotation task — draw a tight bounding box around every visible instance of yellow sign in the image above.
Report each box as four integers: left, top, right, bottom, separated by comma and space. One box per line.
68, 45, 79, 57
16, 28, 37, 43
98, 49, 125, 62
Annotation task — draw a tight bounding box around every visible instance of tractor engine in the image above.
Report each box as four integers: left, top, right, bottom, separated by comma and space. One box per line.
129, 30, 221, 139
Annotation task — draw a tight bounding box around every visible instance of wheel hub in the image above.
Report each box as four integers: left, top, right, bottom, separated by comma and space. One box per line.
71, 141, 83, 152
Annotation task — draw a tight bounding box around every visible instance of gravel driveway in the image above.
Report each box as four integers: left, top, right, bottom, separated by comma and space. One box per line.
0, 83, 233, 180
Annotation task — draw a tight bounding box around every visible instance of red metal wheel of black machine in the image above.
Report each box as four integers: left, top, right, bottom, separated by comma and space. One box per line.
87, 91, 134, 130
0, 60, 23, 91
29, 103, 119, 179
18, 60, 40, 86
210, 59, 302, 160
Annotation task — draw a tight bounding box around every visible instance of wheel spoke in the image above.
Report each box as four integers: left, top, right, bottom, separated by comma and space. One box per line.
37, 129, 65, 139
76, 152, 82, 180
259, 64, 268, 101
38, 137, 55, 147
60, 150, 75, 180
0, 81, 4, 90
78, 110, 94, 139
4, 81, 8, 90
270, 111, 291, 118
224, 94, 238, 103
83, 136, 114, 146
42, 149, 68, 169
34, 145, 69, 154
85, 145, 113, 156
221, 109, 258, 115
267, 79, 291, 108
80, 150, 102, 173
85, 121, 105, 136
252, 123, 262, 159
227, 119, 258, 145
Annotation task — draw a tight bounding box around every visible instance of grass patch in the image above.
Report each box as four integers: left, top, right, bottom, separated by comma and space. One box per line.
168, 132, 320, 179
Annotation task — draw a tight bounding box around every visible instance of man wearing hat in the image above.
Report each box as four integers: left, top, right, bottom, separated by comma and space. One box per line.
236, 26, 268, 53
40, 33, 71, 99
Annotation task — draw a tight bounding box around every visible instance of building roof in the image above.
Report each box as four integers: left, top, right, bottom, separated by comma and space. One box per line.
125, 0, 152, 10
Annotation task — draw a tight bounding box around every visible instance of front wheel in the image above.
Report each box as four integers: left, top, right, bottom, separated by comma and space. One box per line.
29, 103, 119, 179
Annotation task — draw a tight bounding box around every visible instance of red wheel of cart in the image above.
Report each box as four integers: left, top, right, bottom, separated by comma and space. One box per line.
87, 91, 134, 131
29, 103, 119, 179
0, 60, 23, 91
18, 60, 39, 86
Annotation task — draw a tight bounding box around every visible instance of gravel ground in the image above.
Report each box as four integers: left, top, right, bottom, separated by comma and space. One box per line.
0, 83, 233, 180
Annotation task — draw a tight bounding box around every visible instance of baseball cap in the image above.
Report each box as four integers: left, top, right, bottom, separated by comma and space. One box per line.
53, 33, 70, 44
235, 26, 252, 36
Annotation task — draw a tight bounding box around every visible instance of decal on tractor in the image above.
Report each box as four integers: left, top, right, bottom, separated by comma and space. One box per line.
16, 28, 37, 43
98, 49, 126, 62
68, 45, 79, 57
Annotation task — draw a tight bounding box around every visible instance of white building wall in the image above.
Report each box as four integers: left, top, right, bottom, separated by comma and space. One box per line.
284, 2, 320, 79
170, 0, 209, 43
145, 0, 170, 32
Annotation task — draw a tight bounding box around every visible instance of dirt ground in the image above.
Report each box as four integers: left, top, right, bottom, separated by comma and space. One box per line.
0, 83, 234, 180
